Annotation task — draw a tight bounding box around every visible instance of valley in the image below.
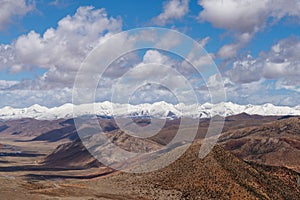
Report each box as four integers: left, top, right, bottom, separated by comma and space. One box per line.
0, 114, 299, 199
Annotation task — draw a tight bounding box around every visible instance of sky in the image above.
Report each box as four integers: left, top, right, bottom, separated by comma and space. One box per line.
0, 0, 299, 108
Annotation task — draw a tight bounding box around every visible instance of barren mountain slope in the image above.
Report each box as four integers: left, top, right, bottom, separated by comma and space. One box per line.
104, 142, 300, 200
0, 118, 69, 137
219, 117, 300, 172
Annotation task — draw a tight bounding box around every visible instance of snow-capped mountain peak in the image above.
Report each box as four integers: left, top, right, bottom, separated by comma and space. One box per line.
0, 102, 299, 120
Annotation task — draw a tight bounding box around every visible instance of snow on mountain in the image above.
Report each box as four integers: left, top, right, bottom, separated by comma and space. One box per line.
0, 102, 299, 120
294, 105, 300, 111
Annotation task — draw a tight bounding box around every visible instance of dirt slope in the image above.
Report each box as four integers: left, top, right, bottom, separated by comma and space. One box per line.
219, 117, 300, 172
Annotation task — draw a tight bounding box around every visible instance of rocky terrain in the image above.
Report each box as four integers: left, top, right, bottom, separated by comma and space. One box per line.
108, 143, 300, 199
219, 117, 300, 172
0, 114, 299, 199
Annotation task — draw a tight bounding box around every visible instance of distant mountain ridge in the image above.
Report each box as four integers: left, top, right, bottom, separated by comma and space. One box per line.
0, 101, 299, 120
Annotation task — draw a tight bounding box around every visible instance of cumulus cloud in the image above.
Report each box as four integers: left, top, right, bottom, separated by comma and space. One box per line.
0, 7, 215, 107
227, 37, 300, 92
275, 78, 300, 93
227, 54, 262, 83
0, 6, 126, 107
113, 50, 175, 89
0, 80, 18, 90
0, 0, 33, 30
111, 49, 204, 104
0, 88, 73, 108
129, 83, 177, 105
217, 32, 252, 59
152, 0, 189, 25
213, 36, 300, 106
262, 38, 300, 79
143, 50, 174, 65
0, 6, 122, 88
198, 0, 300, 58
198, 0, 269, 33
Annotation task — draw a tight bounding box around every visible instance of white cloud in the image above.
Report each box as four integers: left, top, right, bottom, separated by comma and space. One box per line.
181, 37, 215, 75
276, 78, 300, 93
262, 38, 300, 79
0, 80, 18, 89
0, 6, 138, 108
0, 16, 214, 107
217, 44, 239, 59
227, 37, 300, 89
227, 55, 262, 83
143, 50, 173, 65
0, 0, 33, 30
0, 88, 72, 108
198, 36, 210, 47
116, 50, 176, 84
152, 0, 189, 25
223, 37, 300, 106
198, 0, 269, 33
16, 6, 121, 71
111, 50, 199, 104
154, 30, 182, 50
198, 0, 300, 58
217, 32, 252, 59
221, 78, 300, 106
0, 6, 122, 88
128, 83, 178, 104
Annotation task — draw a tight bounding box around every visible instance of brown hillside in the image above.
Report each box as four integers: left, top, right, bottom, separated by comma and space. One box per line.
106, 142, 300, 199
219, 117, 300, 172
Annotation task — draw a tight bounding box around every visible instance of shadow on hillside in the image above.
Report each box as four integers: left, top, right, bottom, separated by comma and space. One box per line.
0, 165, 85, 172
25, 170, 114, 180
0, 152, 45, 157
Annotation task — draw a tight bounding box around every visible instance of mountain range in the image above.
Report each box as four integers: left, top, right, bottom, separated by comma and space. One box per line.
0, 101, 300, 120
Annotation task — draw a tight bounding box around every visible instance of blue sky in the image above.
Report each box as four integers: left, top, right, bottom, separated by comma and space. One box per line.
0, 0, 299, 108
